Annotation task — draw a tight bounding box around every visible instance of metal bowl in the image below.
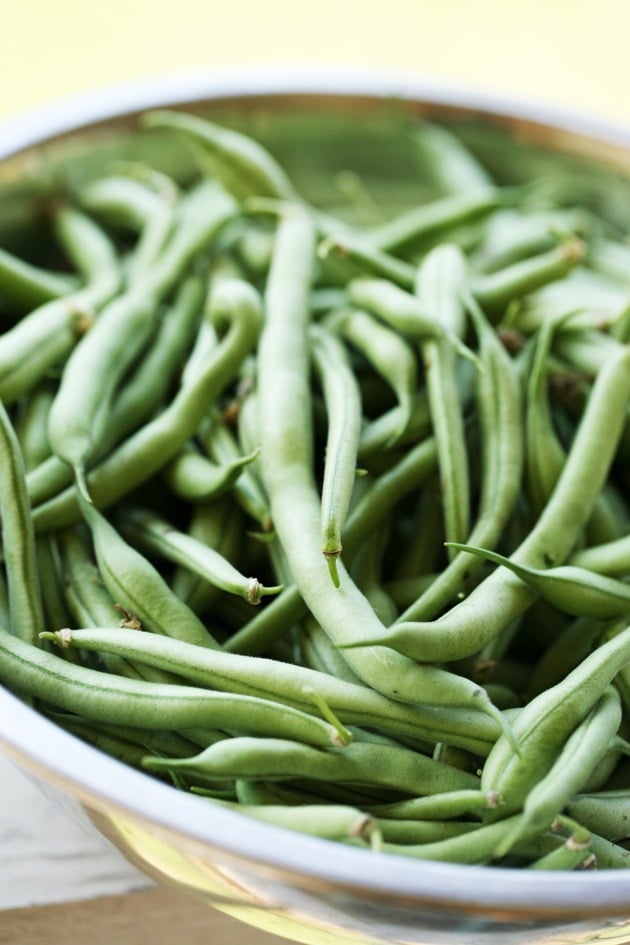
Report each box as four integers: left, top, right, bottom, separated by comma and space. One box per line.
1, 72, 630, 945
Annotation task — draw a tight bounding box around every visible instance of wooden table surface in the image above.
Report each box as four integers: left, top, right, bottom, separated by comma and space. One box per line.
0, 753, 288, 945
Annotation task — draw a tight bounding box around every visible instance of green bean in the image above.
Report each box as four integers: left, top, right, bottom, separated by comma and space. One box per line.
107, 273, 206, 441
472, 239, 586, 317
118, 506, 282, 605
206, 799, 377, 843
344, 813, 543, 864
78, 173, 177, 229
54, 712, 208, 762
398, 289, 523, 621
171, 499, 244, 616
346, 277, 479, 366
48, 284, 159, 499
78, 174, 177, 279
42, 626, 500, 753
523, 317, 572, 517
0, 628, 344, 748
255, 207, 513, 740
317, 232, 416, 290
298, 617, 364, 686
47, 181, 237, 500
570, 535, 630, 578
345, 340, 630, 661
162, 444, 258, 503
366, 789, 499, 822
143, 110, 298, 202
143, 736, 480, 795
200, 417, 272, 532
32, 277, 263, 530
475, 208, 590, 274
515, 293, 629, 344
0, 245, 77, 311
327, 307, 418, 446
493, 687, 623, 856
409, 121, 494, 195
527, 840, 594, 871
446, 542, 630, 620
367, 188, 500, 255
58, 527, 124, 627
580, 832, 630, 869
0, 402, 44, 646
391, 482, 445, 583
59, 548, 182, 686
0, 208, 121, 404
480, 623, 630, 818
375, 819, 479, 845
350, 526, 398, 625
35, 534, 72, 634
222, 583, 306, 656
77, 494, 220, 649
416, 244, 471, 550
310, 323, 362, 586
588, 237, 630, 286
27, 274, 206, 508
14, 381, 55, 472
566, 791, 630, 843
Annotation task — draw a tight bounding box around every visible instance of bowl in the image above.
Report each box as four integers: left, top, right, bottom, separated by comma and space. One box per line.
1, 71, 630, 945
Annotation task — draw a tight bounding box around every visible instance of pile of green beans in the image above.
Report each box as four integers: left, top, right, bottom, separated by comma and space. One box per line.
1, 107, 630, 870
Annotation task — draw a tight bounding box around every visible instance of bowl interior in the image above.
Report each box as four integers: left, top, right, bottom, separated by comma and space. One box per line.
1, 79, 630, 941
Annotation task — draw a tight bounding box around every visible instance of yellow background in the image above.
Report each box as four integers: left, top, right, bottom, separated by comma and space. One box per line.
1, 1, 629, 126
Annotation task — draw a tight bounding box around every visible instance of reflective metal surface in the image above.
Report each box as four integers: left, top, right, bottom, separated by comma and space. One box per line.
1, 72, 629, 945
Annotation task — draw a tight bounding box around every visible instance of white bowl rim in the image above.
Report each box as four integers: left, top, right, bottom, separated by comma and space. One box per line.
1, 67, 630, 919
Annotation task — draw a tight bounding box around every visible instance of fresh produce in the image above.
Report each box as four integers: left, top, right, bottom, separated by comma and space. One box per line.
0, 106, 629, 868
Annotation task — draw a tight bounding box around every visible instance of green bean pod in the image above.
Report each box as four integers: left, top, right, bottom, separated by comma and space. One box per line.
162, 445, 258, 503
317, 232, 416, 290
472, 239, 586, 317
410, 122, 495, 195
0, 402, 44, 646
42, 626, 501, 753
143, 736, 480, 795
0, 245, 77, 311
27, 274, 206, 508
493, 687, 623, 856
416, 244, 471, 551
77, 493, 220, 648
78, 174, 177, 279
345, 340, 630, 661
47, 182, 237, 499
566, 791, 630, 843
366, 789, 500, 822
327, 307, 418, 445
0, 208, 121, 404
347, 277, 479, 365
119, 506, 282, 605
367, 188, 500, 255
32, 277, 263, 530
397, 290, 523, 621
570, 535, 630, 578
310, 323, 363, 586
480, 624, 630, 818
143, 110, 298, 201
206, 799, 377, 843
0, 629, 344, 748
255, 207, 512, 739
446, 542, 630, 619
